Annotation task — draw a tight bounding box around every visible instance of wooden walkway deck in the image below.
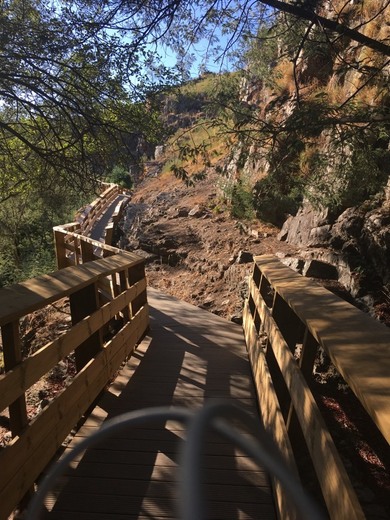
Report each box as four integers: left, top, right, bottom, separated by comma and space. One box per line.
43, 288, 276, 520
89, 194, 128, 242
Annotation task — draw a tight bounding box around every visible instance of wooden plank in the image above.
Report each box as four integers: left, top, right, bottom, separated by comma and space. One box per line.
53, 227, 142, 263
250, 279, 365, 519
51, 479, 273, 504
45, 509, 275, 520
0, 306, 149, 520
45, 493, 275, 519
243, 301, 300, 520
59, 467, 269, 488
65, 447, 265, 473
255, 255, 390, 443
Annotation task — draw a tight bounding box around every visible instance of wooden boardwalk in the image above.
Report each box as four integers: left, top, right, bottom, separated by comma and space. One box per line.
43, 288, 276, 520
89, 194, 128, 242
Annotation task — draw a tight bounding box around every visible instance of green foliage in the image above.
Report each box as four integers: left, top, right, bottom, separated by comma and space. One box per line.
253, 175, 303, 226
304, 126, 390, 211
219, 175, 255, 220
206, 73, 243, 120
107, 165, 133, 189
0, 0, 171, 199
231, 181, 254, 220
243, 26, 279, 87
0, 185, 91, 287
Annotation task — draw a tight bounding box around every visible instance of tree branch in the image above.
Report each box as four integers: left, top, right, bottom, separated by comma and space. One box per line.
258, 0, 390, 56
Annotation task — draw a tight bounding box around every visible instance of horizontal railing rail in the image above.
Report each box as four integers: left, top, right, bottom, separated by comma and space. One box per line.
0, 254, 149, 520
243, 255, 390, 520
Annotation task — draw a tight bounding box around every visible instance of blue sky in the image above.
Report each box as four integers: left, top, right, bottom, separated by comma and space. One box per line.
152, 31, 235, 79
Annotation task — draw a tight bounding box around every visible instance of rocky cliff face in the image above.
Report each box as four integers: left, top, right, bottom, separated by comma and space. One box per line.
227, 1, 390, 308
279, 180, 390, 300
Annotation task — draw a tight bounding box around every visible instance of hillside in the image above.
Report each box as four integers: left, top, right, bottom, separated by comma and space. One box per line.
121, 165, 295, 320
121, 59, 390, 325
115, 63, 390, 516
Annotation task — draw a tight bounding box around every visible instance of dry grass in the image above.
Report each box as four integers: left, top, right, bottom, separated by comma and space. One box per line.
330, 0, 388, 22
356, 84, 382, 105
274, 59, 296, 95
359, 0, 389, 20
160, 121, 228, 177
299, 145, 321, 178
326, 74, 350, 104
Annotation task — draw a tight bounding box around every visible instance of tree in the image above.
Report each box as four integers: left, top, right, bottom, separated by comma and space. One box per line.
0, 0, 170, 200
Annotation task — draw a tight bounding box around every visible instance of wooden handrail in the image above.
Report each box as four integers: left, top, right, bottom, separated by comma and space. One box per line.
0, 184, 146, 520
0, 255, 149, 520
243, 254, 390, 520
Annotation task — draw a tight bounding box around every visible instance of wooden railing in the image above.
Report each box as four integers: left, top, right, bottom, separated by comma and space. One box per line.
53, 181, 130, 269
104, 196, 129, 246
243, 254, 390, 520
0, 185, 148, 520
75, 183, 126, 236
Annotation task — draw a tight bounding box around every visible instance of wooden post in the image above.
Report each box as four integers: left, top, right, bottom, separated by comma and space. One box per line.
73, 235, 81, 265
287, 329, 319, 441
53, 229, 68, 269
105, 223, 114, 246
119, 270, 131, 322
259, 272, 274, 308
299, 328, 319, 381
1, 321, 28, 436
80, 240, 95, 263
69, 282, 103, 372
265, 292, 294, 420
1, 320, 35, 511
272, 293, 304, 352
253, 262, 261, 287
128, 263, 147, 315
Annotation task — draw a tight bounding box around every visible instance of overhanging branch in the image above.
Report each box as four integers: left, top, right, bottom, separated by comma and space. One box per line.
259, 0, 390, 57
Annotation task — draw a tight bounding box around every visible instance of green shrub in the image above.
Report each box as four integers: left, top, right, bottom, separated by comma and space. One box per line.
253, 176, 302, 226
107, 165, 133, 189
231, 181, 254, 220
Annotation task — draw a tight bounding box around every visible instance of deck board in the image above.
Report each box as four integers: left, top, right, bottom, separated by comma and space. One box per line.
43, 288, 276, 519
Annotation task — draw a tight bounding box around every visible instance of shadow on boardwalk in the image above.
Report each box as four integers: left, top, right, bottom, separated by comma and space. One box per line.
43, 288, 275, 520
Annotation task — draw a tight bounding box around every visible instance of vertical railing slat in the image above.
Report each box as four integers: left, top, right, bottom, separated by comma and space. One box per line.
69, 281, 103, 372
1, 321, 28, 436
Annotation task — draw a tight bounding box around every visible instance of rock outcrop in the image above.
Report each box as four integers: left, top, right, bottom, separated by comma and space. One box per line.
278, 179, 390, 298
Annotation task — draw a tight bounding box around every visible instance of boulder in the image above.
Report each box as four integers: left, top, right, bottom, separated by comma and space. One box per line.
188, 204, 205, 218
174, 207, 189, 218
154, 145, 165, 160
278, 202, 333, 246
302, 259, 338, 280
280, 257, 305, 274
277, 190, 390, 295
236, 250, 253, 264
